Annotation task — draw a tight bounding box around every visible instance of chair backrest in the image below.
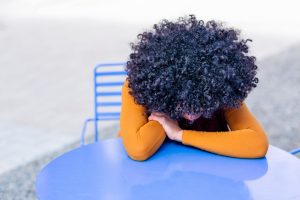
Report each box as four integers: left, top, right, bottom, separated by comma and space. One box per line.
93, 62, 127, 142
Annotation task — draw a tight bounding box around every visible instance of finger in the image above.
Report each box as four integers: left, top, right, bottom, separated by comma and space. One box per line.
148, 115, 157, 121
152, 112, 167, 116
149, 115, 164, 123
148, 115, 155, 120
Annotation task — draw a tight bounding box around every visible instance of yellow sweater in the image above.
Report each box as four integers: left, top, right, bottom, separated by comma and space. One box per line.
118, 79, 269, 161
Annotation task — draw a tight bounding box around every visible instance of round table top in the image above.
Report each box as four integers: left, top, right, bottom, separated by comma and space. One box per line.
36, 137, 300, 200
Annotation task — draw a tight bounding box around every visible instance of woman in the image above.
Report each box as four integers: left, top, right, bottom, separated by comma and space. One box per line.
118, 14, 269, 161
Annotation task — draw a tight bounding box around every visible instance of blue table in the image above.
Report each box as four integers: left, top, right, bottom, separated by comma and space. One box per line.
36, 137, 300, 200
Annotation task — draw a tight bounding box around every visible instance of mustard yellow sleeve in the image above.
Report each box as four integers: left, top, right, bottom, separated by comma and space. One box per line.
182, 101, 269, 158
119, 78, 166, 161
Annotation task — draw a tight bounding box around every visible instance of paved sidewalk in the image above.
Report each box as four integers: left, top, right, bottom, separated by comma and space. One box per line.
0, 120, 119, 175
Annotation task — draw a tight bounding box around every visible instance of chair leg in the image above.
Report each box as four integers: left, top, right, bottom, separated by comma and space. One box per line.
81, 118, 96, 146
289, 148, 300, 155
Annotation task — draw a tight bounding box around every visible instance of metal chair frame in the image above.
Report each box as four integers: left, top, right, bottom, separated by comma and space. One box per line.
80, 62, 127, 146
289, 148, 300, 155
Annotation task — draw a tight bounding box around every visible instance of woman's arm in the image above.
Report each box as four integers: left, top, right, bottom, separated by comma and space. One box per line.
181, 101, 269, 158
119, 79, 166, 161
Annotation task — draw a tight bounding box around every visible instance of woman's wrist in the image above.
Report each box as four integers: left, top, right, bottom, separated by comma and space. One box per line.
173, 129, 183, 142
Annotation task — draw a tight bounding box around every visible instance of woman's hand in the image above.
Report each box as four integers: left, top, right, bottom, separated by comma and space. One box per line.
148, 111, 183, 142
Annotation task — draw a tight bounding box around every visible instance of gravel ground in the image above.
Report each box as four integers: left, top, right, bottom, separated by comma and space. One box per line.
0, 43, 299, 200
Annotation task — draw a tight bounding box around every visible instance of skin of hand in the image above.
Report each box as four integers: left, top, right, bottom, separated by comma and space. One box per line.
148, 111, 183, 142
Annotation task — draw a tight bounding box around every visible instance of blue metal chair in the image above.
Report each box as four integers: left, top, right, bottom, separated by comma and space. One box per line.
80, 62, 127, 146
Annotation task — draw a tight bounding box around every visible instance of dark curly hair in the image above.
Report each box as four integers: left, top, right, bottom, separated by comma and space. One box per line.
125, 14, 259, 120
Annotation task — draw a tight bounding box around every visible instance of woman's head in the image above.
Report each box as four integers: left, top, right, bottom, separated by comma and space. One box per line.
125, 14, 259, 120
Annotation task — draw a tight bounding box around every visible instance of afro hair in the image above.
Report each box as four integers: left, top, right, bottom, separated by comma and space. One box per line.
125, 14, 259, 120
